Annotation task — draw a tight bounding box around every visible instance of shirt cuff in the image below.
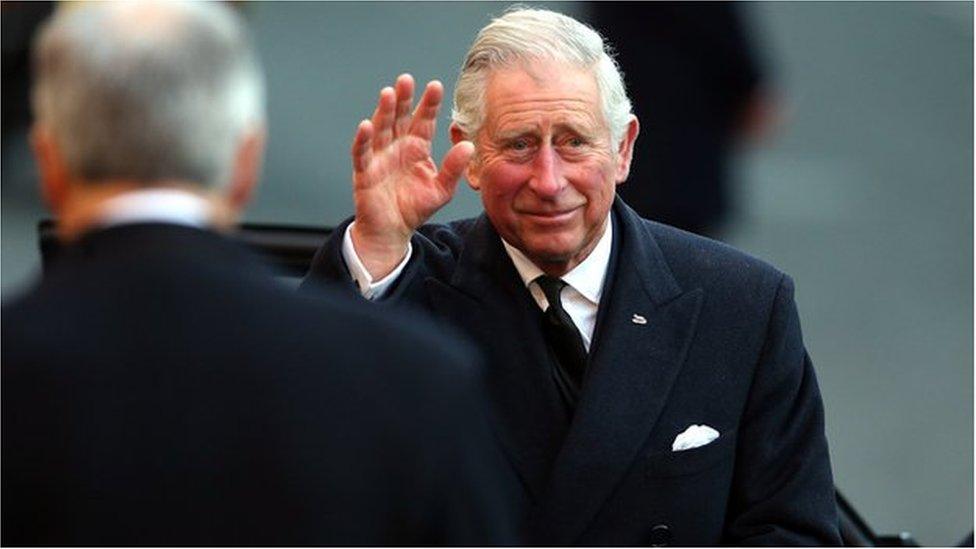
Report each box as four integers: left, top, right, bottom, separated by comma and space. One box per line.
341, 221, 412, 300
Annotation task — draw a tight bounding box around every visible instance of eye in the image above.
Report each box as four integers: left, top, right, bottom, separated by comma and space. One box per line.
560, 135, 588, 149
510, 139, 529, 151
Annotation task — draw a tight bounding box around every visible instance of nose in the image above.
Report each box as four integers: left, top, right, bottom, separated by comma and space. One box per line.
528, 142, 565, 198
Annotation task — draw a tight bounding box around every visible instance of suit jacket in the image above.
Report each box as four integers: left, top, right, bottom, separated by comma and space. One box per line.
3, 223, 515, 546
304, 197, 841, 546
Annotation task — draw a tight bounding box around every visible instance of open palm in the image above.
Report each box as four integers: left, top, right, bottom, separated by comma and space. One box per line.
351, 75, 474, 248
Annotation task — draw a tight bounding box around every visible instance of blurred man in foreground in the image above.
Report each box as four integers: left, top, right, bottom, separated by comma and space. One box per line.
303, 7, 840, 545
2, 2, 513, 545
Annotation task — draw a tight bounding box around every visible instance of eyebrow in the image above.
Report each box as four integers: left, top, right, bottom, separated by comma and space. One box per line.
494, 121, 597, 141
553, 122, 598, 137
494, 129, 539, 141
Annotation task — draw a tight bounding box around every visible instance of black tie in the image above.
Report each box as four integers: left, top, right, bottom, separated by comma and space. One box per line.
536, 275, 588, 399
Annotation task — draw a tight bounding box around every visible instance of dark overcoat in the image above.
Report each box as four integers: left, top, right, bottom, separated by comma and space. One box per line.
304, 198, 842, 546
3, 223, 515, 546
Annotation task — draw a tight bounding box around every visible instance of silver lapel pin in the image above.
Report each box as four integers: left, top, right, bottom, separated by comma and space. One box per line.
631, 314, 647, 325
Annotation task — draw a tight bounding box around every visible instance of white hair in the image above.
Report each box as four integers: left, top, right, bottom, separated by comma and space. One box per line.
31, 1, 266, 188
452, 7, 632, 144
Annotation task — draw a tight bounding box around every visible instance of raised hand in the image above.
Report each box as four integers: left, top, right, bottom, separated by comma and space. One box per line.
349, 74, 474, 279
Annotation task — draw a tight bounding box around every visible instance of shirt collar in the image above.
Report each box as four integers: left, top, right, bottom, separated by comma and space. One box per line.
500, 211, 613, 305
96, 188, 214, 230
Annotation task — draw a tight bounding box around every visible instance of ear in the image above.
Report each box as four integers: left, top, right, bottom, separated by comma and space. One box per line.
450, 122, 481, 191
225, 126, 266, 213
30, 124, 71, 214
613, 115, 640, 184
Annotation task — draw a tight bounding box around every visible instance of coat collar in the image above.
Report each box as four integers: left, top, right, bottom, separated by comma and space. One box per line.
428, 198, 703, 541
447, 214, 505, 300
442, 195, 687, 318
52, 223, 257, 273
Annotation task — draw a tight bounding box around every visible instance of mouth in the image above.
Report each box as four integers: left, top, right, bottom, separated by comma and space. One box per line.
518, 206, 582, 224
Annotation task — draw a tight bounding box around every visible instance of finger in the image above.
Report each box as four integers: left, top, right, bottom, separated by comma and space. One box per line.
370, 86, 396, 150
435, 140, 475, 195
351, 119, 374, 176
393, 74, 415, 138
408, 80, 444, 141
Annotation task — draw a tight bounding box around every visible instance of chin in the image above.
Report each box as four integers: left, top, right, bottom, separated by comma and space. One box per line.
521, 239, 580, 266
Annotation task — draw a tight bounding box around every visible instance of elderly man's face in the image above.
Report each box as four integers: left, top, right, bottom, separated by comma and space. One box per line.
465, 61, 637, 275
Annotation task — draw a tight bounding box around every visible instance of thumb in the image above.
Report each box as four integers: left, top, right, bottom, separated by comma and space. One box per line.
435, 141, 475, 195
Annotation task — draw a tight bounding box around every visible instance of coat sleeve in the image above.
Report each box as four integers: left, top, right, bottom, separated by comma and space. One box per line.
724, 274, 842, 545
300, 217, 466, 307
299, 216, 363, 298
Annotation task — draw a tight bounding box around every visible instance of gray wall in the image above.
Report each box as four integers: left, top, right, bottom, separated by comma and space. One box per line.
727, 3, 973, 545
1, 2, 971, 545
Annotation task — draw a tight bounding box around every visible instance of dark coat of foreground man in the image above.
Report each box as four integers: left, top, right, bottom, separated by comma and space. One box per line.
3, 223, 514, 545
4, 1, 516, 543
304, 198, 841, 545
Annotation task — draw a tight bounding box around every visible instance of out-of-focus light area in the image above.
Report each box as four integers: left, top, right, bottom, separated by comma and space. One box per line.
1, 2, 972, 545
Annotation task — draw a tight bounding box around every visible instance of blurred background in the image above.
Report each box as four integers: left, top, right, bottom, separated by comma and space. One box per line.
2, 2, 972, 545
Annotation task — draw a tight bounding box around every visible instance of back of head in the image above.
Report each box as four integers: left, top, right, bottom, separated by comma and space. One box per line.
32, 1, 265, 188
452, 7, 632, 143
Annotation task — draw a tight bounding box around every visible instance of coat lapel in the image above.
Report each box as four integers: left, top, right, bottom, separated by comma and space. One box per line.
533, 199, 704, 543
425, 216, 572, 502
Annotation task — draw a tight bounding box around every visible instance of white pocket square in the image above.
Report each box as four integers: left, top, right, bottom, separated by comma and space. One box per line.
671, 424, 720, 452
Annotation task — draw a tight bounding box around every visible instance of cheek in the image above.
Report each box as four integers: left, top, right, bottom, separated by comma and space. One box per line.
573, 161, 617, 199
571, 162, 618, 221
479, 162, 529, 204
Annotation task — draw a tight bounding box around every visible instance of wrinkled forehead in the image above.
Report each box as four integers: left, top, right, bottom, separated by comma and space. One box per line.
480, 61, 607, 136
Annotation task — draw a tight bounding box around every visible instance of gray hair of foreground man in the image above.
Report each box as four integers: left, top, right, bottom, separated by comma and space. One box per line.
31, 1, 265, 188
452, 7, 632, 143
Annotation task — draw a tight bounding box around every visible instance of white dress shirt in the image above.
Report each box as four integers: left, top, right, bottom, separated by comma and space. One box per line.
341, 221, 414, 298
342, 214, 613, 351
500, 215, 612, 351
96, 188, 213, 229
